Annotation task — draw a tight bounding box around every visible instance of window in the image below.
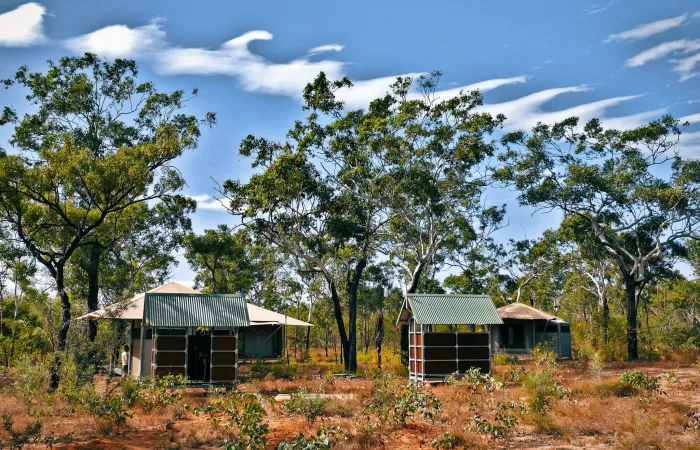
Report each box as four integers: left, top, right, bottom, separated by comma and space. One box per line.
145, 328, 153, 340
559, 324, 570, 333
156, 328, 186, 336
213, 329, 234, 336
536, 323, 555, 333
508, 326, 514, 345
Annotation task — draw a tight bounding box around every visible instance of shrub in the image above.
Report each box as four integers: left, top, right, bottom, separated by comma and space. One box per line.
524, 368, 563, 414
12, 357, 49, 406
363, 375, 442, 430
0, 413, 42, 449
587, 351, 604, 380
277, 425, 344, 450
531, 343, 557, 369
429, 432, 462, 449
619, 370, 664, 396
195, 391, 269, 450
137, 375, 186, 411
285, 387, 327, 425
468, 400, 521, 439
462, 368, 503, 392
594, 379, 638, 398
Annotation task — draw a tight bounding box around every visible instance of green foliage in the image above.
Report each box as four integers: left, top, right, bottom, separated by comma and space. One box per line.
135, 374, 186, 411
469, 400, 521, 439
12, 357, 49, 406
277, 426, 344, 450
620, 370, 664, 395
363, 375, 442, 430
429, 432, 462, 449
462, 367, 503, 392
594, 380, 638, 398
284, 387, 327, 425
0, 414, 42, 449
194, 391, 269, 450
524, 369, 563, 414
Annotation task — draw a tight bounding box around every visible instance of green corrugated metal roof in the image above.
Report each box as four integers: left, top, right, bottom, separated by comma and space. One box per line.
406, 294, 503, 325
144, 293, 250, 327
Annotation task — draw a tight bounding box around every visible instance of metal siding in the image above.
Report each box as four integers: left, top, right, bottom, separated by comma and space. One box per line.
145, 294, 250, 328
407, 294, 503, 326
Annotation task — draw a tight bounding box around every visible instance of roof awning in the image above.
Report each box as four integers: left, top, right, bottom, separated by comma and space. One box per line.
497, 302, 561, 321
397, 294, 503, 326
76, 282, 313, 327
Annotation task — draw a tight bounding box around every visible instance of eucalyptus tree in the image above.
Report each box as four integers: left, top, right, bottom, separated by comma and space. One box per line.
224, 73, 400, 371
377, 73, 506, 297
0, 54, 214, 386
496, 116, 700, 359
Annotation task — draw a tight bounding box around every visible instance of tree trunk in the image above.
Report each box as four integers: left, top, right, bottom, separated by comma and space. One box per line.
623, 276, 639, 360
83, 245, 101, 342
602, 295, 610, 346
50, 266, 70, 390
328, 279, 350, 370
374, 310, 384, 373
346, 259, 367, 372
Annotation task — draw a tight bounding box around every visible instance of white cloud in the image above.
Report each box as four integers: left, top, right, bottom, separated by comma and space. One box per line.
625, 38, 700, 80
307, 44, 344, 56
625, 39, 700, 67
678, 130, 700, 156
189, 195, 227, 211
586, 0, 620, 15
154, 31, 345, 97
65, 19, 166, 59
0, 2, 46, 47
680, 112, 700, 124
477, 86, 644, 131
336, 74, 528, 110
605, 14, 688, 43
671, 52, 700, 81
603, 108, 666, 129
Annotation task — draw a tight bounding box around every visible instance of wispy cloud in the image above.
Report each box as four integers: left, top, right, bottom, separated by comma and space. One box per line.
604, 14, 689, 43
680, 112, 700, 124
307, 44, 344, 56
189, 195, 227, 211
0, 2, 46, 47
625, 39, 700, 80
154, 31, 346, 97
586, 0, 621, 15
65, 18, 166, 59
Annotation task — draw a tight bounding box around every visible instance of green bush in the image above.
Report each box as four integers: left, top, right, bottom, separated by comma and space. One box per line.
620, 370, 663, 395
469, 400, 521, 439
363, 375, 442, 430
195, 391, 269, 450
277, 425, 344, 450
594, 380, 638, 398
13, 357, 49, 406
285, 387, 327, 425
0, 413, 42, 449
524, 369, 563, 414
429, 432, 462, 449
137, 374, 186, 411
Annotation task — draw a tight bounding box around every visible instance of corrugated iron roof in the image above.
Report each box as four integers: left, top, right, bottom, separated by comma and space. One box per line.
144, 293, 250, 327
405, 294, 503, 325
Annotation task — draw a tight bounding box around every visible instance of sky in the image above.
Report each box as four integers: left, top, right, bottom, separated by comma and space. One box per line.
0, 0, 699, 286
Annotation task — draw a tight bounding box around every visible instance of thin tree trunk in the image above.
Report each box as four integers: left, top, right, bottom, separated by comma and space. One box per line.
84, 245, 101, 342
374, 310, 384, 373
346, 259, 367, 372
328, 279, 350, 369
624, 276, 639, 360
50, 266, 70, 390
602, 295, 610, 346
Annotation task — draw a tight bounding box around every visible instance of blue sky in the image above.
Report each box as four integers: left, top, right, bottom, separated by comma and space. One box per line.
1, 0, 699, 285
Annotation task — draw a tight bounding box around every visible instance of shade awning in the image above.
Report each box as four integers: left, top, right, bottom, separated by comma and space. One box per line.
497, 303, 560, 321
247, 303, 313, 327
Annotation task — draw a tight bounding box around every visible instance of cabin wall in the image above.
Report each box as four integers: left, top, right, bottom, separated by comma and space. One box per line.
493, 319, 572, 358
239, 325, 283, 359
408, 316, 492, 382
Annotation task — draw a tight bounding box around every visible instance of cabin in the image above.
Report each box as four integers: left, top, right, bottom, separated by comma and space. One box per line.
491, 302, 572, 358
78, 282, 312, 385
397, 294, 503, 383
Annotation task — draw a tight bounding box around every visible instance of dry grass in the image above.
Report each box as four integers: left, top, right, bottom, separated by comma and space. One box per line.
1, 357, 700, 449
